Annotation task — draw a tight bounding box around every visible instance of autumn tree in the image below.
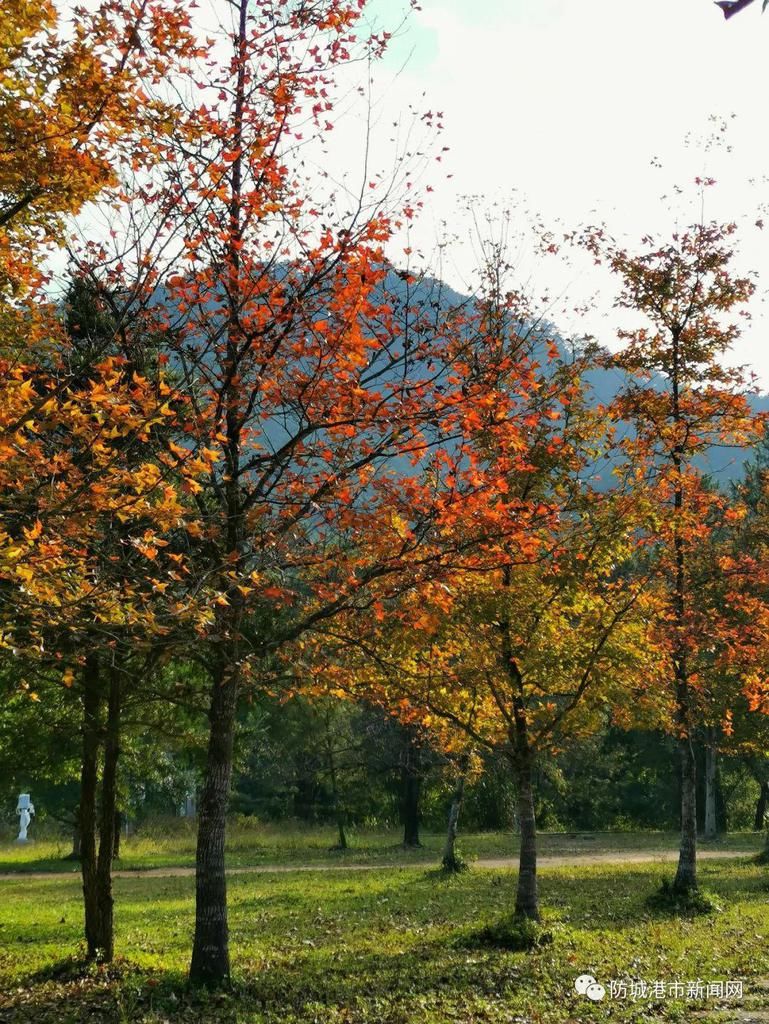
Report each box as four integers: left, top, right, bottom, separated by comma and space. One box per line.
0, 0, 216, 963
339, 503, 656, 920
587, 213, 762, 895
702, 434, 769, 848
0, 276, 211, 960
91, 0, 541, 986
313, 281, 660, 923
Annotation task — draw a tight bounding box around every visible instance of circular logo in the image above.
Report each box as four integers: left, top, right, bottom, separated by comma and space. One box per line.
574, 974, 597, 995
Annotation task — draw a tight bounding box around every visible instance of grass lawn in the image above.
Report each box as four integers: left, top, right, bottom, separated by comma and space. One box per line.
0, 823, 764, 874
2, 854, 769, 1022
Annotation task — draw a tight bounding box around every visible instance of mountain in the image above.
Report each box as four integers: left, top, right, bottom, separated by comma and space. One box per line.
149, 264, 768, 489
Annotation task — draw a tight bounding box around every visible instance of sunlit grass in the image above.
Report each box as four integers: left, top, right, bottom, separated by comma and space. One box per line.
0, 822, 763, 874
2, 855, 769, 1022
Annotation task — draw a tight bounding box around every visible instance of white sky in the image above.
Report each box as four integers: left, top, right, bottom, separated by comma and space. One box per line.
59, 0, 769, 383
328, 0, 769, 384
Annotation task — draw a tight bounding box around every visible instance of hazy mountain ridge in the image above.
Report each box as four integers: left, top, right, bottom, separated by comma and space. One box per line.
152, 265, 768, 487
391, 269, 768, 487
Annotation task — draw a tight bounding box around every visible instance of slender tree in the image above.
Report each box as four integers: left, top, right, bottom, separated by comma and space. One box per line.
317, 299, 659, 921
587, 212, 761, 894
119, 0, 518, 985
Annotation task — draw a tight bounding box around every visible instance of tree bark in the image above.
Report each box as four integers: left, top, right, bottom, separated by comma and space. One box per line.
79, 654, 102, 959
189, 654, 240, 987
510, 721, 539, 920
441, 773, 465, 872
401, 735, 422, 847
91, 666, 121, 961
674, 731, 698, 892
335, 810, 347, 851
670, 324, 697, 894
497, 574, 539, 920
325, 712, 347, 850
755, 781, 769, 832
703, 727, 718, 840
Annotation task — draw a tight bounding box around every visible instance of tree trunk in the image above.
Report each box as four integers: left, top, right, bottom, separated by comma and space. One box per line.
91, 666, 121, 961
670, 326, 697, 894
510, 734, 539, 920
674, 732, 698, 893
335, 810, 347, 851
187, 0, 248, 985
325, 717, 347, 850
401, 736, 422, 848
189, 655, 240, 987
755, 781, 769, 832
79, 654, 102, 959
497, 580, 539, 920
716, 763, 727, 834
703, 727, 718, 841
441, 773, 465, 872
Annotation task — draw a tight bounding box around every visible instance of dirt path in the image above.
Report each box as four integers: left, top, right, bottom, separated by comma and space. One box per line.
0, 847, 754, 882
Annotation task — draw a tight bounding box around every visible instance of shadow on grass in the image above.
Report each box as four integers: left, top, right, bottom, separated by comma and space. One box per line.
0, 956, 165, 1024
217, 856, 769, 940
24, 954, 140, 987
0, 943, 537, 1024
534, 858, 769, 934
0, 857, 82, 874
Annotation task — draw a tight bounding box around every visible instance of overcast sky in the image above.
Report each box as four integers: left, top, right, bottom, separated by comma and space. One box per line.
331, 0, 769, 384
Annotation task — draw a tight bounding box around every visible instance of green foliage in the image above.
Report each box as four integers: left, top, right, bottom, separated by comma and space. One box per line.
533, 729, 682, 831
439, 850, 468, 874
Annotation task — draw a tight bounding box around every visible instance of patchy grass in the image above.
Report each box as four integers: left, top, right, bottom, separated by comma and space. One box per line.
458, 913, 554, 952
1, 856, 769, 1022
0, 823, 763, 874
645, 878, 722, 916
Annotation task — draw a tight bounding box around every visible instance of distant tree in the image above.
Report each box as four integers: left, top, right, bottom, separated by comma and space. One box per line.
586, 211, 763, 895
320, 277, 659, 921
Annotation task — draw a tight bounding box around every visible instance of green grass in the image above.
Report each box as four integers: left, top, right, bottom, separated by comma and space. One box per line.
0, 822, 763, 874
2, 855, 769, 1022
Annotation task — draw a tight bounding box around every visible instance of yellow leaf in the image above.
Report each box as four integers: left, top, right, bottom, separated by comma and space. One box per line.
23, 519, 42, 542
